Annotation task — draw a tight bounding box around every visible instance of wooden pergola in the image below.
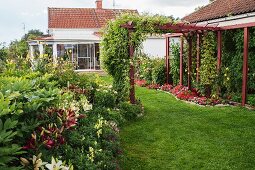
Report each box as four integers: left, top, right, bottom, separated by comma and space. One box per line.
123, 21, 255, 106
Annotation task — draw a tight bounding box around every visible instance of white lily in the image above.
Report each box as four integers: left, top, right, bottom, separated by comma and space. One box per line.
45, 157, 66, 170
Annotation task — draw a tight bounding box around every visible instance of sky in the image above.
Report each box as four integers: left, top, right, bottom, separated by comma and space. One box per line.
0, 0, 209, 44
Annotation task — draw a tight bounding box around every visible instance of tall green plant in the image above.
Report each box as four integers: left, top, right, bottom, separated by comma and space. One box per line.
170, 42, 180, 85
101, 13, 172, 101
200, 32, 217, 95
152, 58, 166, 85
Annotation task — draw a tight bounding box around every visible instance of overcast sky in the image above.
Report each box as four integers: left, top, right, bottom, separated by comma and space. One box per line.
0, 0, 209, 44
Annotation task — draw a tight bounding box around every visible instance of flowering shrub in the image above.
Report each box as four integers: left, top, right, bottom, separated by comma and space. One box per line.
0, 60, 143, 169
147, 84, 161, 90
160, 84, 173, 92
170, 85, 222, 105
135, 79, 147, 87
94, 85, 117, 108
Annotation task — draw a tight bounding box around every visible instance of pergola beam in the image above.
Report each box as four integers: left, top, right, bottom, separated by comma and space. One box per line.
159, 22, 221, 32
180, 36, 184, 85
196, 33, 201, 83
128, 29, 136, 104
166, 37, 170, 84
188, 37, 192, 90
123, 20, 255, 106
242, 27, 249, 106
217, 31, 222, 72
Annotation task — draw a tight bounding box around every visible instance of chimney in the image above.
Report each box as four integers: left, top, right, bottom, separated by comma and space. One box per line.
96, 0, 102, 9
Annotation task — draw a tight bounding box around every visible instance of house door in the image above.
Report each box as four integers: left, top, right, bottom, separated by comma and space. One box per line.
77, 44, 95, 70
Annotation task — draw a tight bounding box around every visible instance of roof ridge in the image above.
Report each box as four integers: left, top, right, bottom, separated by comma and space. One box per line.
48, 7, 137, 11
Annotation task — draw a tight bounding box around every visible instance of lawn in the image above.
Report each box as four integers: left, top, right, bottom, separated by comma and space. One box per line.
120, 87, 255, 170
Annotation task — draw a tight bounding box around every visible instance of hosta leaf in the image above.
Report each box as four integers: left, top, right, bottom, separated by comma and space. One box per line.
0, 166, 23, 170
6, 92, 21, 101
0, 119, 2, 130
0, 156, 17, 166
4, 118, 18, 130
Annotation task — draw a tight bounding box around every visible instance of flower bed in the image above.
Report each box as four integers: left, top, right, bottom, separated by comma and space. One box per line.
147, 84, 161, 90
136, 79, 222, 106
0, 60, 143, 170
135, 79, 147, 87
160, 84, 173, 92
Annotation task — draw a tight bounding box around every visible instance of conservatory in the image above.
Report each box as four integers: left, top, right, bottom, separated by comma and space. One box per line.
29, 39, 100, 71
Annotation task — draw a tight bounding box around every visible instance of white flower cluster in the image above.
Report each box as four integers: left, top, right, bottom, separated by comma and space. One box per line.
60, 94, 93, 113
20, 154, 73, 170
96, 84, 117, 94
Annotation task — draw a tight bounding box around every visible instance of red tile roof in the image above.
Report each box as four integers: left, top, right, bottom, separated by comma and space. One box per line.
48, 8, 138, 29
183, 0, 255, 23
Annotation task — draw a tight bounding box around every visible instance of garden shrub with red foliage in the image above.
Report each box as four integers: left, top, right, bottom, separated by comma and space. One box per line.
160, 84, 173, 92
147, 84, 161, 90
135, 79, 147, 87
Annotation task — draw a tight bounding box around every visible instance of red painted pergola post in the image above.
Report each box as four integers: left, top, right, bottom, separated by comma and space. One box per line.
242, 27, 249, 106
196, 33, 201, 83
217, 31, 222, 72
180, 36, 184, 85
165, 37, 170, 84
188, 36, 192, 90
129, 29, 136, 104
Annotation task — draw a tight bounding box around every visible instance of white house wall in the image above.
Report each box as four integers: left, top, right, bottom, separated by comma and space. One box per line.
49, 28, 100, 41
142, 37, 179, 58
142, 38, 165, 58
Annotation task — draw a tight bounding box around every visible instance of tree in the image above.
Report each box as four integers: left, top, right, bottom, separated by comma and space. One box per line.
8, 40, 28, 58
0, 43, 8, 62
8, 29, 44, 59
22, 29, 44, 41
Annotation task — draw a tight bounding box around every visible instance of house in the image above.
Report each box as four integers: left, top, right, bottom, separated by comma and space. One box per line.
182, 0, 255, 28
29, 0, 166, 71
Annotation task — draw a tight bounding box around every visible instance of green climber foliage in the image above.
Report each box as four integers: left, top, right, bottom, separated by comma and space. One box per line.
100, 13, 173, 101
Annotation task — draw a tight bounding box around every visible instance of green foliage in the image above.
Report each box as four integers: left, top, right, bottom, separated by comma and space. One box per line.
6, 29, 44, 61
0, 40, 143, 169
200, 32, 217, 86
135, 54, 153, 83
8, 40, 28, 58
170, 42, 180, 85
94, 89, 117, 109
151, 59, 166, 85
135, 55, 166, 85
0, 43, 8, 70
248, 94, 255, 106
119, 102, 143, 120
22, 29, 44, 41
0, 93, 16, 117
0, 118, 23, 169
101, 13, 172, 101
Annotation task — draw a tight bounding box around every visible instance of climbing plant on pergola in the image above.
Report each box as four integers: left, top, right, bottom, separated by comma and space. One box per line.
101, 13, 252, 106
